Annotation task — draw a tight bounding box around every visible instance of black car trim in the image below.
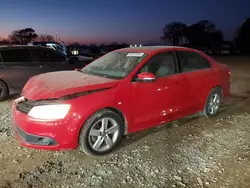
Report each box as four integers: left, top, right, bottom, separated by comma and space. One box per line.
15, 124, 57, 146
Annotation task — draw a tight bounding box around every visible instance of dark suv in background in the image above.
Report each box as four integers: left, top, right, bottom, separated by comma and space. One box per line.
0, 45, 93, 101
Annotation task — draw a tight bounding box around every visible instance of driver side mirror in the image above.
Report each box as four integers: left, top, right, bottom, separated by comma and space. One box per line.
137, 72, 156, 82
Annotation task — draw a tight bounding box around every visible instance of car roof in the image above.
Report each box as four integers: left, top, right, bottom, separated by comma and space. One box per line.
31, 41, 61, 45
0, 45, 54, 51
115, 46, 191, 54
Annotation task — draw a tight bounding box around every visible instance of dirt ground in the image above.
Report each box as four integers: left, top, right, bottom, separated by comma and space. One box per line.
1, 55, 250, 188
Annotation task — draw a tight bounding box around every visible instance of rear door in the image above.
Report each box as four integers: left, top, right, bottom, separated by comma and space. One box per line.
0, 48, 44, 91
176, 50, 213, 113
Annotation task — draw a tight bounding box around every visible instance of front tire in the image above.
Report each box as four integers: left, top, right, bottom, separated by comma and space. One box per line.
203, 87, 222, 117
78, 109, 124, 156
0, 80, 9, 102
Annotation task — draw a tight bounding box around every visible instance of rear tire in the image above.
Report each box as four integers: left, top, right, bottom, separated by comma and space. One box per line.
203, 87, 222, 117
0, 80, 8, 102
78, 109, 124, 156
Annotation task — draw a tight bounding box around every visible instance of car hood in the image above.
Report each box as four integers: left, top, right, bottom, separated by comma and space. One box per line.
22, 71, 119, 100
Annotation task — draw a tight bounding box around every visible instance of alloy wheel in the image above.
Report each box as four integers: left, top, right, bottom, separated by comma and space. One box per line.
208, 93, 220, 115
88, 117, 119, 152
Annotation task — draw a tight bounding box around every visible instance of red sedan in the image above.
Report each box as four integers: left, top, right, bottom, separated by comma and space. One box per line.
12, 46, 230, 156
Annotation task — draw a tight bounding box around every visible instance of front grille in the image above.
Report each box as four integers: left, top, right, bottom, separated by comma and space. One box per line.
16, 100, 34, 114
16, 98, 64, 114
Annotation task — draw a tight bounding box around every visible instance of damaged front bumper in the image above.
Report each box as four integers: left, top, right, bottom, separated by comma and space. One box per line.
11, 100, 82, 151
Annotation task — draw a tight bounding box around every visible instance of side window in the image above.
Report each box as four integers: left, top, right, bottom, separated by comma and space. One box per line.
139, 51, 176, 78
48, 50, 66, 62
30, 49, 66, 63
178, 51, 206, 73
30, 49, 51, 62
1, 49, 31, 62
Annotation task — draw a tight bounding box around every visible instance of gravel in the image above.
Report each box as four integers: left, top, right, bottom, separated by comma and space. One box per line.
0, 100, 12, 137
1, 88, 250, 187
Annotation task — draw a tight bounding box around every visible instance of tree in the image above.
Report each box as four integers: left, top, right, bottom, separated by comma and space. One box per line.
161, 22, 187, 45
0, 38, 11, 45
8, 28, 38, 44
184, 20, 223, 48
37, 34, 55, 42
235, 18, 250, 53
69, 42, 81, 46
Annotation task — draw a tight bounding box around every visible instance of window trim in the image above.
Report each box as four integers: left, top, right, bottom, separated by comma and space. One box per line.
174, 50, 182, 74
131, 50, 178, 82
175, 50, 211, 74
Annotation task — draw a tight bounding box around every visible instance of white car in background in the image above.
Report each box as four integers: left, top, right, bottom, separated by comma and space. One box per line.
28, 42, 95, 61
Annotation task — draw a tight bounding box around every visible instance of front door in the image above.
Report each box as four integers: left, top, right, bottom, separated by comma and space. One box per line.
41, 49, 88, 71
30, 48, 70, 72
130, 51, 186, 131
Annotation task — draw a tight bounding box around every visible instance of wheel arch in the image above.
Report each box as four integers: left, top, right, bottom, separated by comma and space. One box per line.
211, 85, 224, 101
202, 85, 223, 109
203, 85, 223, 117
0, 78, 9, 94
105, 107, 128, 135
77, 106, 129, 138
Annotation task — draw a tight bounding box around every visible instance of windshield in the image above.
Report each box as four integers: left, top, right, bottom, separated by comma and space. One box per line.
81, 51, 147, 79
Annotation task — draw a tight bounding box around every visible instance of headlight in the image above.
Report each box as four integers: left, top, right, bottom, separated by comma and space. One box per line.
28, 104, 71, 120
